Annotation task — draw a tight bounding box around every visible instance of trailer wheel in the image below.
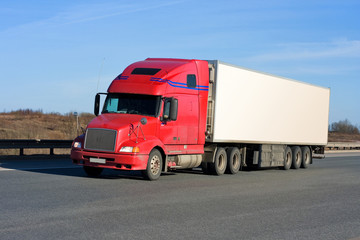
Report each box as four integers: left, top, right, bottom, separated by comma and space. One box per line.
209, 147, 227, 175
291, 146, 302, 169
282, 146, 292, 170
226, 147, 241, 174
142, 149, 162, 181
301, 146, 311, 168
83, 166, 103, 177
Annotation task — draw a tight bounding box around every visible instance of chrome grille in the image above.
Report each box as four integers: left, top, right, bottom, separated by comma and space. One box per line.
84, 128, 117, 152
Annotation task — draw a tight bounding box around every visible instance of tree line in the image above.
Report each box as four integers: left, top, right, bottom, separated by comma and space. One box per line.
330, 119, 359, 134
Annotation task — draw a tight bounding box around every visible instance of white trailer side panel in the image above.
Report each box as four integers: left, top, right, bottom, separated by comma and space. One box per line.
211, 61, 330, 145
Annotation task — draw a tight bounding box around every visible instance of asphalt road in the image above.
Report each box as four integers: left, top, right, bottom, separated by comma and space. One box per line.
0, 153, 359, 240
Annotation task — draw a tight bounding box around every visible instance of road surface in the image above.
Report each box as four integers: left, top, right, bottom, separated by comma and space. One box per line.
0, 153, 359, 240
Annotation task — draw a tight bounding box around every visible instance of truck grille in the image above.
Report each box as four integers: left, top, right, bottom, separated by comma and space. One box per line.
84, 128, 117, 152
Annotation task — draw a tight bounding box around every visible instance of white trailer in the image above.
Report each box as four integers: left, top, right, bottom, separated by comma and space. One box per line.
203, 61, 330, 174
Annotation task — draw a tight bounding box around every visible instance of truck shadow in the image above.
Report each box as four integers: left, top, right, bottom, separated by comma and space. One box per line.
0, 155, 281, 180
0, 154, 176, 180
174, 166, 283, 176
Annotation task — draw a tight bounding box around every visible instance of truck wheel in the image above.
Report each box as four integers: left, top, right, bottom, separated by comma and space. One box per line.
226, 147, 241, 174
83, 166, 103, 177
291, 146, 302, 169
201, 162, 211, 175
142, 149, 162, 181
282, 146, 292, 170
301, 146, 311, 168
209, 147, 227, 175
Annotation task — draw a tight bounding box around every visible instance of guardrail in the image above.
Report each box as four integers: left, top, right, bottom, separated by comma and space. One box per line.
0, 139, 359, 156
326, 142, 360, 150
0, 139, 73, 155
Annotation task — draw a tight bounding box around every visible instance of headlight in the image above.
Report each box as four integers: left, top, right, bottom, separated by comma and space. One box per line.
73, 142, 82, 148
120, 146, 140, 153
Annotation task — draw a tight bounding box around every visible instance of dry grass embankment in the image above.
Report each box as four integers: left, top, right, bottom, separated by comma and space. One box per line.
0, 109, 94, 155
328, 131, 360, 142
1, 109, 359, 155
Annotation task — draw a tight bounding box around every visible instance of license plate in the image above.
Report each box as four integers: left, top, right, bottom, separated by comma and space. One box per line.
90, 158, 106, 164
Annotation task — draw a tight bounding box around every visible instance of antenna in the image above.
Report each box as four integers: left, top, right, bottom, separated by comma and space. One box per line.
96, 57, 105, 92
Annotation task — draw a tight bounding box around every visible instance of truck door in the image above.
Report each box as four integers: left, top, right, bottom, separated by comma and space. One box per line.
158, 98, 179, 145
158, 95, 199, 146
177, 94, 199, 145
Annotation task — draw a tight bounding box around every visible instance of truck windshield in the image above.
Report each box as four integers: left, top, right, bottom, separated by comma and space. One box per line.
102, 93, 161, 117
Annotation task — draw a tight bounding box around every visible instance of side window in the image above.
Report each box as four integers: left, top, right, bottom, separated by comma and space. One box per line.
104, 98, 119, 113
187, 74, 196, 88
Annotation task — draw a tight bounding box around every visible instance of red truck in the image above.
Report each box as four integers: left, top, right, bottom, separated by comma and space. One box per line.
71, 58, 330, 180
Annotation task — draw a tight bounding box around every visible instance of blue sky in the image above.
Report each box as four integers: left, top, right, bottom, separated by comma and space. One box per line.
1, 0, 359, 125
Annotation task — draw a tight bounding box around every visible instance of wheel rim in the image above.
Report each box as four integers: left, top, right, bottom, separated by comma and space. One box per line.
232, 153, 240, 169
304, 152, 310, 164
150, 155, 160, 175
296, 152, 301, 165
218, 153, 226, 170
286, 152, 291, 165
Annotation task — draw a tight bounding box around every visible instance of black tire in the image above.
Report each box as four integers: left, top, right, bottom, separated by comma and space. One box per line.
209, 147, 227, 175
226, 147, 241, 174
291, 146, 302, 169
83, 166, 103, 177
282, 146, 292, 170
301, 146, 311, 168
142, 149, 163, 181
201, 162, 211, 175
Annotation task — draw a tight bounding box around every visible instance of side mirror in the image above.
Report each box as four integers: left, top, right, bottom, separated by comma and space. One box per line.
94, 94, 100, 116
162, 98, 178, 121
170, 98, 178, 121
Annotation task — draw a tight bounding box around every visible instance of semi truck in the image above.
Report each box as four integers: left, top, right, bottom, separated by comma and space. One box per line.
71, 58, 330, 180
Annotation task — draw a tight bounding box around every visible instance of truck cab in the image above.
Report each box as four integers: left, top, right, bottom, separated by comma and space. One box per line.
71, 58, 209, 180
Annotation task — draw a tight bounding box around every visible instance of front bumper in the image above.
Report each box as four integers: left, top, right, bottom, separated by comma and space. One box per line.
71, 148, 149, 170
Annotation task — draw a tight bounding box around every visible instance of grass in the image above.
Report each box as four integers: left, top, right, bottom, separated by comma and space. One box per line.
0, 109, 95, 155
328, 131, 360, 142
